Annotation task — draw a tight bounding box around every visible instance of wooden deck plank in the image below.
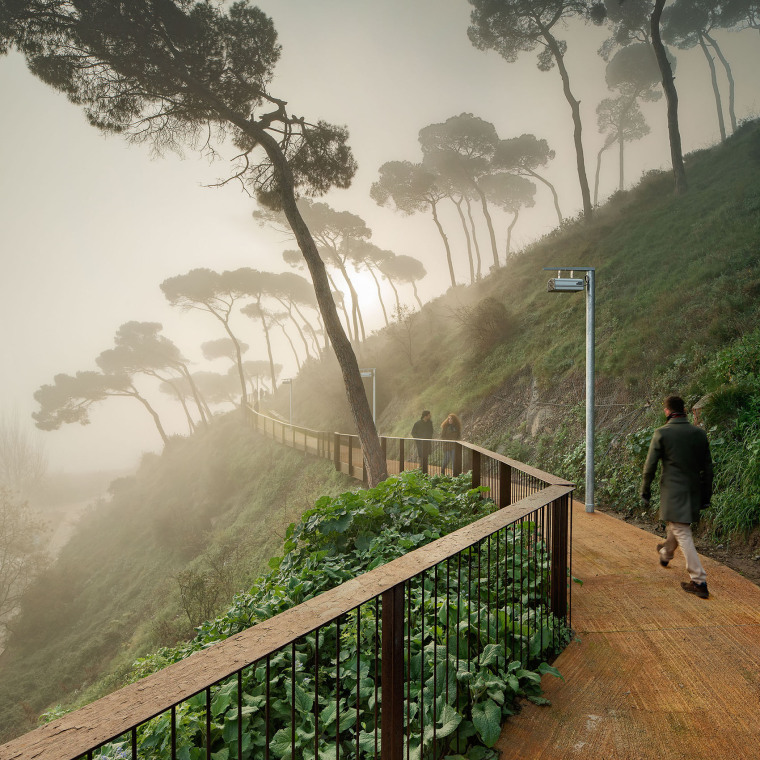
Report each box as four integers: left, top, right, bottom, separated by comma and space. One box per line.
497, 502, 760, 760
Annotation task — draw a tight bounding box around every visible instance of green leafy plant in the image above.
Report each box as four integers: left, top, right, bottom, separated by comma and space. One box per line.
97, 471, 567, 760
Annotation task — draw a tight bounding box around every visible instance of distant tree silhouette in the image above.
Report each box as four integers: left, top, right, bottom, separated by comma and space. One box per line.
238, 360, 282, 398
663, 0, 738, 138
378, 255, 427, 310
33, 371, 169, 445
371, 161, 457, 287
419, 114, 501, 270
3, 0, 386, 484
468, 0, 601, 220
268, 272, 321, 359
202, 338, 250, 365
478, 173, 536, 260
598, 0, 653, 59
350, 241, 396, 326
240, 301, 278, 393
281, 250, 340, 346
161, 269, 250, 404
493, 134, 562, 225
0, 489, 49, 637
720, 0, 760, 36
256, 201, 370, 342
0, 411, 47, 497
97, 321, 209, 432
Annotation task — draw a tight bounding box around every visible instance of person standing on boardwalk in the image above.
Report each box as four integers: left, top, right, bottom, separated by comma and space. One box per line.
640, 395, 713, 599
411, 410, 433, 462
440, 413, 462, 473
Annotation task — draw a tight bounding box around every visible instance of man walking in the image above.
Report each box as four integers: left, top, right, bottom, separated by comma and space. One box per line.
411, 410, 434, 464
641, 395, 713, 598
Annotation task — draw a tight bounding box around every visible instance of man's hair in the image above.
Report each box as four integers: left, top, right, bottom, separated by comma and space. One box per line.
421, 410, 431, 418
664, 395, 686, 414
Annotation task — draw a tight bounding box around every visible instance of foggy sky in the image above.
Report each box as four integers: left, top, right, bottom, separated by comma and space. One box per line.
1, 0, 758, 475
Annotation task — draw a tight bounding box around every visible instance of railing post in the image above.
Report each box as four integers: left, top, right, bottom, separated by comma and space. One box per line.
381, 583, 405, 760
499, 461, 512, 508
334, 433, 341, 473
453, 443, 462, 476
348, 436, 354, 477
471, 449, 481, 493
381, 436, 387, 470
550, 493, 569, 620
399, 438, 405, 473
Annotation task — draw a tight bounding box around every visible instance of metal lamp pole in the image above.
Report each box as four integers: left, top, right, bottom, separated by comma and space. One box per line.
360, 368, 376, 423
545, 267, 596, 513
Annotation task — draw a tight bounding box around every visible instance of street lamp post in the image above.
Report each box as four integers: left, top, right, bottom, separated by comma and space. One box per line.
359, 368, 376, 423
545, 266, 596, 513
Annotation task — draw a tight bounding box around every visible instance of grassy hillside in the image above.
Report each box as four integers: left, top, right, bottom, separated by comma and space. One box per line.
277, 119, 760, 529
0, 414, 355, 742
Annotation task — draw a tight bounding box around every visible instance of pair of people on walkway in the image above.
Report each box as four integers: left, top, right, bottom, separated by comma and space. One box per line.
411, 410, 462, 472
640, 395, 713, 599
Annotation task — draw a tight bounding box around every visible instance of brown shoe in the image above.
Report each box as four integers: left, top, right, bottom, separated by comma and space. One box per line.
681, 581, 709, 599
656, 543, 669, 567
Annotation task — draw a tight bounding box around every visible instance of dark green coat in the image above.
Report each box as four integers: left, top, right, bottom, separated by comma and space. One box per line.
640, 417, 713, 523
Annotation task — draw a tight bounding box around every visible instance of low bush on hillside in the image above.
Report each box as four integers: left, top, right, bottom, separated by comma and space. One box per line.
82, 471, 567, 760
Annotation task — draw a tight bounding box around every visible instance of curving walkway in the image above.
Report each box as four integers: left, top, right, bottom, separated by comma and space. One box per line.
497, 501, 760, 759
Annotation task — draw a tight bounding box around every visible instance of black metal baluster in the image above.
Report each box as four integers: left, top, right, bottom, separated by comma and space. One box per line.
336, 617, 341, 760
292, 642, 296, 760
237, 671, 242, 760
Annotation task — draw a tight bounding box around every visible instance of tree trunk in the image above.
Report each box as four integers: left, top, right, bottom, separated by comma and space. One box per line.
594, 144, 606, 206
257, 300, 278, 394
327, 271, 353, 343
451, 195, 475, 284
279, 323, 301, 370
465, 197, 483, 279
207, 308, 248, 404
705, 32, 736, 133
252, 138, 387, 486
336, 257, 366, 342
387, 275, 402, 314
129, 389, 169, 445
179, 363, 209, 426
542, 29, 592, 220
156, 373, 196, 433
651, 0, 688, 195
473, 181, 500, 269
366, 265, 389, 326
527, 169, 563, 225
411, 280, 423, 310
619, 136, 625, 191
698, 32, 726, 142
430, 200, 457, 288
505, 210, 519, 260
276, 298, 312, 359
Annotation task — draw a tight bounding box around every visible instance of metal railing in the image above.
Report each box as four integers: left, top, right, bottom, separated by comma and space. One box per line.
1, 407, 574, 760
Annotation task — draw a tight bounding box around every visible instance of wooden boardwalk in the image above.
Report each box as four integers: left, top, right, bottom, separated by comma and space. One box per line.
496, 501, 760, 759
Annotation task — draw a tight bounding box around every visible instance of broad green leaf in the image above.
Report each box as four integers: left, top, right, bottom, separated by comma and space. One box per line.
269, 727, 293, 758
537, 662, 564, 680
471, 700, 502, 747
436, 703, 462, 738
294, 685, 314, 714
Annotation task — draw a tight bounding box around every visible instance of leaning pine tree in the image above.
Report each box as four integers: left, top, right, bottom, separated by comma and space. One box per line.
0, 0, 388, 485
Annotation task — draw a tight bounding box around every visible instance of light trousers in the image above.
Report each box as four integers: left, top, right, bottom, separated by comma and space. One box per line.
659, 522, 707, 584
